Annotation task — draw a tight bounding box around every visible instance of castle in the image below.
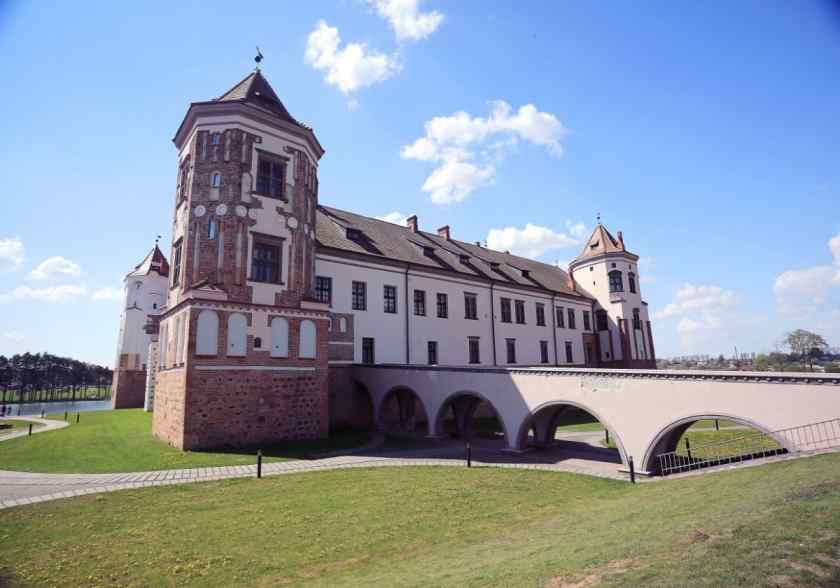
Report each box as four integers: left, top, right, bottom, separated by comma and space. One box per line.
111, 69, 656, 450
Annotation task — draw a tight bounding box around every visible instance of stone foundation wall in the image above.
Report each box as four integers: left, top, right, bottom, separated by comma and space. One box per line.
153, 368, 188, 448
112, 368, 147, 409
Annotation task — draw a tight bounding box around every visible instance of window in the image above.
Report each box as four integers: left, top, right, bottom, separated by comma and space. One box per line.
270, 317, 289, 357
384, 285, 397, 314
633, 308, 642, 330
299, 319, 316, 358
567, 308, 576, 330
208, 218, 218, 239
315, 276, 332, 305
565, 341, 574, 363
352, 281, 367, 311
506, 338, 517, 364
500, 298, 512, 323
171, 239, 183, 287
211, 133, 221, 145
362, 337, 375, 364
256, 154, 285, 199
178, 156, 190, 201
464, 292, 478, 320
427, 341, 438, 365
211, 172, 221, 188
515, 300, 526, 324
414, 290, 426, 316
583, 310, 591, 331
437, 293, 448, 318
227, 313, 247, 357
536, 303, 546, 326
196, 310, 218, 356
608, 270, 624, 293
468, 337, 480, 364
540, 340, 549, 364
556, 306, 565, 328
251, 238, 282, 283
254, 337, 262, 349
596, 310, 609, 331
628, 272, 637, 294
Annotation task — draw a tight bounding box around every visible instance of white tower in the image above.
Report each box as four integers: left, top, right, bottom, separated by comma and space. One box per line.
112, 244, 169, 408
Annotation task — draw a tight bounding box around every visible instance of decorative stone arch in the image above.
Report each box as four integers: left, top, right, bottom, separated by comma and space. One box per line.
433, 390, 509, 445
299, 319, 316, 358
226, 312, 247, 357
270, 317, 289, 358
515, 400, 630, 467
377, 386, 431, 436
196, 310, 219, 356
641, 413, 788, 475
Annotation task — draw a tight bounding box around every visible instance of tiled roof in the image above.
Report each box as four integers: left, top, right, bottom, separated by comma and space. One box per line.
572, 224, 636, 263
316, 206, 587, 299
215, 71, 303, 128
128, 245, 169, 278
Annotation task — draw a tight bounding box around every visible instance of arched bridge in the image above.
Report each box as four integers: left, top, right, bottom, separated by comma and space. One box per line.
351, 365, 840, 475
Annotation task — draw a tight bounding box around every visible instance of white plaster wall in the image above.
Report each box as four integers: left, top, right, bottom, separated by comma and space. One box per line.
115, 272, 168, 370
492, 286, 555, 366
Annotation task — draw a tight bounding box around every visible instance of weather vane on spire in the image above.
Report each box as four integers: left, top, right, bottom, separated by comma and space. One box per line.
155, 235, 161, 246
255, 46, 264, 71
596, 212, 601, 225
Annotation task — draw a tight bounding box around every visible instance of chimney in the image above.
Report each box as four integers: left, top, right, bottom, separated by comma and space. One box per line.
617, 231, 625, 249
406, 215, 418, 233
437, 225, 450, 240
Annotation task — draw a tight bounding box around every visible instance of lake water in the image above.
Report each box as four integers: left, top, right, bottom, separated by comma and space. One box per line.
0, 400, 113, 417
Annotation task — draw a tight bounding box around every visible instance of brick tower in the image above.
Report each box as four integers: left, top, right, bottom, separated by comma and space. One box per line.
153, 68, 330, 450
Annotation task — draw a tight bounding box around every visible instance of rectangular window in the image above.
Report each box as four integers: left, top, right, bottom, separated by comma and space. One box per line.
352, 281, 367, 311
536, 303, 546, 326
609, 270, 624, 293
414, 289, 426, 316
171, 239, 183, 287
556, 306, 565, 328
468, 337, 480, 364
567, 308, 576, 330
500, 298, 512, 323
540, 340, 549, 364
596, 310, 608, 331
565, 341, 574, 363
583, 310, 591, 331
464, 292, 478, 320
427, 341, 438, 365
384, 285, 397, 314
178, 156, 190, 201
437, 293, 448, 318
633, 308, 642, 330
362, 337, 375, 364
314, 276, 332, 305
629, 273, 637, 294
251, 237, 283, 283
514, 300, 526, 324
506, 338, 517, 364
256, 154, 286, 199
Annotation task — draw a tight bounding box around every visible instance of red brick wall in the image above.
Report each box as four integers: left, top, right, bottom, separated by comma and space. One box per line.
111, 368, 146, 409
153, 368, 187, 448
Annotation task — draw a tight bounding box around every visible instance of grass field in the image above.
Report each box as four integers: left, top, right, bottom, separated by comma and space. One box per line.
0, 410, 371, 473
1, 453, 839, 587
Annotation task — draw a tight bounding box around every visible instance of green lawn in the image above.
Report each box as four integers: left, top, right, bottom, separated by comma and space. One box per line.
0, 410, 371, 474
1, 453, 839, 587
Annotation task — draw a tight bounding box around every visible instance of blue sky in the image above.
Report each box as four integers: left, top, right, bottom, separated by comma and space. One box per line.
1, 0, 839, 366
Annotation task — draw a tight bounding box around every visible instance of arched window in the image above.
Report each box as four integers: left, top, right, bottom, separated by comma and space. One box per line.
227, 313, 247, 357
211, 133, 221, 145
211, 172, 221, 188
628, 272, 637, 294
208, 218, 218, 239
270, 317, 289, 358
299, 319, 317, 359
339, 317, 347, 333
608, 270, 624, 293
196, 310, 219, 356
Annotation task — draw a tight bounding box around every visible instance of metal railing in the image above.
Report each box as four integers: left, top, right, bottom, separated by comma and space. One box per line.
657, 417, 840, 476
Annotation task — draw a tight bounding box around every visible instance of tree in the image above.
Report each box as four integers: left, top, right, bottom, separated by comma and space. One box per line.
784, 330, 829, 371
754, 354, 769, 371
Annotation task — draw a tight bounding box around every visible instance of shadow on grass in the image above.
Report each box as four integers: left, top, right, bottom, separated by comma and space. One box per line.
195, 427, 375, 461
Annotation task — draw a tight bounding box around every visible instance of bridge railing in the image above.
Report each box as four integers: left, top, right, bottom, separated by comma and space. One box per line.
656, 417, 840, 476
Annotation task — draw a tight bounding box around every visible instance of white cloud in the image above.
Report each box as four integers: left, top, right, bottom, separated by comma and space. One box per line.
0, 284, 87, 304
486, 223, 585, 259
655, 283, 743, 350
655, 284, 740, 319
376, 211, 410, 225
0, 238, 24, 272
773, 233, 840, 317
402, 100, 566, 204
28, 256, 82, 280
1, 331, 25, 342
92, 286, 123, 302
305, 20, 401, 95
369, 0, 444, 42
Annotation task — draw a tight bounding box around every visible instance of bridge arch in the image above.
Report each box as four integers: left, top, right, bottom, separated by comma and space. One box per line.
641, 413, 789, 475
515, 400, 630, 467
377, 386, 430, 436
433, 390, 509, 446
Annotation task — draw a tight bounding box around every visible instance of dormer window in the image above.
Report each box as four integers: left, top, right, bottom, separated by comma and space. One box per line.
521, 269, 530, 278
423, 246, 435, 257
256, 153, 286, 200
590, 241, 599, 250
346, 228, 362, 241
459, 254, 470, 264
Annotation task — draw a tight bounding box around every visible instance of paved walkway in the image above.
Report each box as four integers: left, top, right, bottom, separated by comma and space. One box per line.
0, 416, 68, 442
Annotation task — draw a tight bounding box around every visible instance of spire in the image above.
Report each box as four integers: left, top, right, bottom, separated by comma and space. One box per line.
127, 243, 170, 278
215, 70, 302, 127
571, 222, 632, 264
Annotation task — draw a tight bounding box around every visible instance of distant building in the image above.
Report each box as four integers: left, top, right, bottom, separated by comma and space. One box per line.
113, 70, 656, 450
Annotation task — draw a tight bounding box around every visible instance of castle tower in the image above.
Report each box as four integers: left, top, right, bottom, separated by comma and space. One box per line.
153, 69, 330, 450
112, 245, 169, 408
569, 223, 656, 368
